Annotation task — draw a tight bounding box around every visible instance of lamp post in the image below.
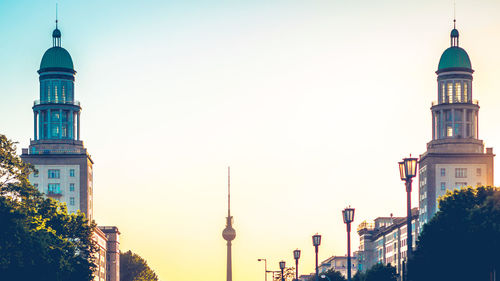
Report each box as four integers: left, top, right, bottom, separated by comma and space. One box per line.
279, 261, 286, 281
312, 234, 322, 281
342, 207, 355, 281
293, 249, 301, 281
258, 258, 267, 281
399, 156, 418, 280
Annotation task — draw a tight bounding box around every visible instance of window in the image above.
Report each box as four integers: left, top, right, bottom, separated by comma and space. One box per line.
455, 168, 467, 178
48, 183, 61, 194
464, 82, 468, 102
34, 170, 39, 177
455, 182, 467, 189
447, 126, 453, 137
48, 169, 60, 179
34, 184, 38, 188
70, 183, 75, 192
447, 83, 453, 103
476, 168, 481, 176
441, 182, 446, 191
440, 168, 446, 176
477, 182, 482, 186
70, 197, 75, 206
455, 82, 462, 102
455, 109, 462, 121
440, 82, 445, 103
70, 169, 75, 177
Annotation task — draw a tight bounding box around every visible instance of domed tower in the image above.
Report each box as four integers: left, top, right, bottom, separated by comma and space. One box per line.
418, 21, 494, 228
222, 167, 236, 281
22, 21, 94, 222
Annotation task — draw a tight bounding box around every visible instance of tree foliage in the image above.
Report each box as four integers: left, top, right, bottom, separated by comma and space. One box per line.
120, 250, 159, 281
0, 134, 97, 281
321, 269, 347, 281
409, 186, 500, 281
352, 263, 397, 281
272, 267, 295, 281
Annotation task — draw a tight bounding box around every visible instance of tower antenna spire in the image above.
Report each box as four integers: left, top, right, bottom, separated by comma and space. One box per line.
453, 1, 456, 28
56, 3, 58, 28
228, 166, 230, 217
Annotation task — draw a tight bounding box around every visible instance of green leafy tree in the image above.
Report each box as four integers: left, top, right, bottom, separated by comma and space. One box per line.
120, 250, 159, 281
409, 186, 500, 281
321, 269, 347, 281
352, 263, 397, 281
304, 269, 345, 281
0, 134, 97, 281
273, 267, 295, 281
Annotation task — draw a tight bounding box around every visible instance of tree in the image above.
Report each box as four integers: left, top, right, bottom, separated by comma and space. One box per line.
321, 269, 347, 281
273, 267, 295, 281
120, 250, 159, 281
303, 269, 345, 281
0, 134, 97, 281
409, 186, 500, 281
352, 263, 397, 281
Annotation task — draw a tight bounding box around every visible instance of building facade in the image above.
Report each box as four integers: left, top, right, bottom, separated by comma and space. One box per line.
20, 22, 120, 281
418, 23, 494, 229
318, 254, 359, 279
21, 22, 93, 222
356, 209, 419, 276
99, 226, 121, 281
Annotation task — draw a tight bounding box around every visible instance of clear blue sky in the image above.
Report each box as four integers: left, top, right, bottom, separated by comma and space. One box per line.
2, 1, 500, 281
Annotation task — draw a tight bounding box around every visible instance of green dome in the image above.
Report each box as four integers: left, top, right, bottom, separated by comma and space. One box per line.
438, 47, 471, 71
40, 47, 74, 70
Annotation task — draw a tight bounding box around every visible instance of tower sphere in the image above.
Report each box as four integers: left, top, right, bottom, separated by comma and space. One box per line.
222, 226, 236, 241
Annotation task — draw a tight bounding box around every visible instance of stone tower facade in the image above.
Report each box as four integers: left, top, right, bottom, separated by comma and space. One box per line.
418, 22, 494, 229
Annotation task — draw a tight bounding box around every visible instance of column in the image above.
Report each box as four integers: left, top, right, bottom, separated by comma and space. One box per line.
47, 109, 52, 139
34, 112, 38, 140
69, 111, 74, 140
463, 109, 466, 138
77, 111, 80, 140
432, 111, 435, 140
451, 109, 455, 137
476, 111, 478, 139
59, 109, 63, 139
440, 109, 444, 139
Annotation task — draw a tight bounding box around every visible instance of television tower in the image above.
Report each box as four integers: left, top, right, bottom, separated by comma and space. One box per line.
222, 167, 236, 281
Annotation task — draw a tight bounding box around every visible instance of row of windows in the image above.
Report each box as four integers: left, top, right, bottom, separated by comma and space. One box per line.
34, 183, 75, 192
34, 169, 76, 178
45, 183, 76, 192
38, 109, 77, 139
439, 168, 481, 178
434, 109, 476, 139
440, 182, 482, 190
439, 80, 470, 104
40, 79, 74, 103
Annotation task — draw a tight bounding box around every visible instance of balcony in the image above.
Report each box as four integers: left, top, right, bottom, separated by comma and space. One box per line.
33, 100, 81, 106
431, 99, 479, 106
46, 191, 63, 198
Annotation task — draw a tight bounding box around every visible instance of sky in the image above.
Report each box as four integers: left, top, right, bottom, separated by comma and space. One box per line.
2, 1, 500, 280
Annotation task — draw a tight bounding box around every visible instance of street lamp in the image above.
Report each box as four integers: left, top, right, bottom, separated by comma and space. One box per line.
342, 207, 355, 281
279, 261, 286, 281
312, 234, 322, 281
320, 274, 332, 281
257, 258, 267, 281
399, 156, 418, 281
293, 249, 301, 281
